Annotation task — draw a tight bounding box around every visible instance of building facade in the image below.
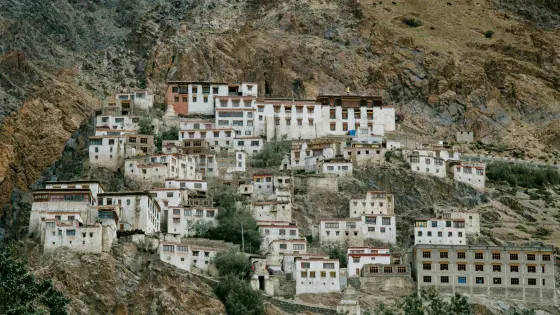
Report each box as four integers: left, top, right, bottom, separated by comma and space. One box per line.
414, 218, 466, 245
452, 161, 486, 189
413, 245, 556, 304
295, 258, 341, 294
347, 247, 391, 277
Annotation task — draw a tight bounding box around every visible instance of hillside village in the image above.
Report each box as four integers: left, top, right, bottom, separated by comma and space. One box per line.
27, 82, 559, 314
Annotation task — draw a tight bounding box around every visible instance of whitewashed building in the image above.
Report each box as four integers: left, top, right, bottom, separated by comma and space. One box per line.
414, 218, 466, 245
167, 207, 218, 236
97, 191, 161, 233
258, 222, 300, 253
95, 115, 140, 131
165, 179, 207, 192
316, 158, 353, 176
452, 161, 486, 189
251, 201, 292, 222
295, 258, 341, 294
439, 211, 480, 235
44, 180, 105, 202
319, 215, 397, 245
408, 149, 461, 178
268, 239, 307, 256
347, 247, 391, 277
349, 191, 394, 217
42, 209, 118, 254
282, 253, 330, 274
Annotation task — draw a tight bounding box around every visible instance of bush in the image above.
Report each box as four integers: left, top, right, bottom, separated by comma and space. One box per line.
327, 245, 347, 268
484, 30, 495, 38
215, 275, 265, 315
486, 162, 560, 188
160, 125, 179, 141
138, 117, 154, 135
251, 137, 291, 168
0, 249, 71, 314
402, 17, 423, 27
213, 250, 251, 279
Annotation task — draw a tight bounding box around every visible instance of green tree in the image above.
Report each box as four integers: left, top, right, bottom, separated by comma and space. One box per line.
138, 117, 154, 135
251, 137, 290, 168
203, 184, 262, 253
213, 250, 251, 279
327, 245, 347, 268
0, 249, 71, 315
215, 275, 265, 315
160, 125, 179, 141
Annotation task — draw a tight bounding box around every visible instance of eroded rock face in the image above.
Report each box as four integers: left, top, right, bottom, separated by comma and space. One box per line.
28, 242, 225, 315
1, 0, 559, 211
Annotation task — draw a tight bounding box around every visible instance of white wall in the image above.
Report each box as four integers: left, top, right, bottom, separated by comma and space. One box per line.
453, 163, 486, 189
349, 191, 394, 218
167, 207, 217, 236
259, 224, 300, 253
295, 259, 341, 294
414, 219, 466, 245
165, 179, 207, 191
409, 155, 446, 178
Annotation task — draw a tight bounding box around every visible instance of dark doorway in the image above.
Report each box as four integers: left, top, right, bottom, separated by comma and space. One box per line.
258, 276, 265, 291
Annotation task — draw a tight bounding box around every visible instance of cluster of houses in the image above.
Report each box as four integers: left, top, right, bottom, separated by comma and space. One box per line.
26, 82, 556, 310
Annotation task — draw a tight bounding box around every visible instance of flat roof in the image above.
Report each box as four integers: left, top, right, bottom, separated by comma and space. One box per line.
270, 239, 306, 243
167, 81, 228, 85
45, 180, 101, 185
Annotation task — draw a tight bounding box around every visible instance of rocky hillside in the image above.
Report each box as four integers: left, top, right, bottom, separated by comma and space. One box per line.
20, 241, 225, 315
1, 0, 559, 217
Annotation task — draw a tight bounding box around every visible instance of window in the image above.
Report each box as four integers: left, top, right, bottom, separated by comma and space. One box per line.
492, 253, 501, 260
475, 252, 483, 259
457, 264, 466, 271
308, 119, 313, 125
163, 245, 174, 252
330, 271, 336, 278
422, 251, 431, 258
309, 271, 316, 278
325, 222, 339, 229
417, 231, 422, 236
510, 253, 518, 260
475, 264, 484, 272
286, 119, 291, 125
301, 262, 310, 268
321, 271, 326, 278
527, 265, 536, 273
301, 271, 307, 278
369, 266, 379, 273
423, 263, 431, 270
542, 254, 551, 261
279, 244, 287, 249
290, 230, 297, 236
493, 265, 502, 272
343, 123, 348, 131
493, 277, 502, 285
440, 263, 448, 271
293, 244, 305, 251
438, 231, 443, 237
511, 278, 519, 285
440, 251, 448, 259
527, 254, 536, 261
382, 217, 391, 225
66, 230, 76, 236
397, 266, 407, 273
330, 122, 336, 131
431, 221, 437, 227
323, 263, 335, 269
475, 277, 484, 284
441, 276, 449, 283
423, 276, 432, 283
458, 276, 467, 284
173, 218, 180, 223
510, 265, 519, 272
528, 278, 537, 286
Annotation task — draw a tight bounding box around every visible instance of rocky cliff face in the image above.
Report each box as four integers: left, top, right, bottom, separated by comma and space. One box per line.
1, 0, 558, 217
24, 241, 225, 315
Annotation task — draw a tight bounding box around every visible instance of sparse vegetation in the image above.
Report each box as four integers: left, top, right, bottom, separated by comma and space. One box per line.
138, 117, 154, 135
402, 17, 423, 27
484, 30, 495, 38
0, 248, 71, 315
534, 226, 552, 239
213, 250, 251, 279
251, 137, 291, 168
327, 245, 347, 268
215, 275, 265, 315
486, 162, 560, 188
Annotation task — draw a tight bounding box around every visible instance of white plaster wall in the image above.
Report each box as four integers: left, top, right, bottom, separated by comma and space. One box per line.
295, 260, 341, 294
347, 255, 391, 277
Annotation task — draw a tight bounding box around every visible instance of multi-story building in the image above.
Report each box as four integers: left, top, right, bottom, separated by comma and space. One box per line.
166, 207, 218, 236
408, 148, 461, 178
414, 218, 467, 245
251, 201, 292, 222
29, 188, 97, 236
257, 222, 300, 253
316, 158, 353, 176
165, 178, 207, 191
452, 161, 486, 189
343, 143, 386, 166
165, 81, 257, 116
268, 239, 307, 256
96, 90, 154, 116
252, 174, 275, 198
295, 258, 341, 294
44, 180, 105, 201
255, 94, 395, 141
438, 211, 480, 236
97, 191, 161, 233
89, 133, 155, 170
349, 191, 394, 217
413, 245, 556, 304
319, 215, 397, 245
347, 247, 391, 277
95, 115, 140, 131
282, 253, 330, 274
41, 209, 118, 254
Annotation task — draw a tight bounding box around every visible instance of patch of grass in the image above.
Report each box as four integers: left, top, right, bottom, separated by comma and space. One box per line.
484, 30, 495, 38
403, 17, 423, 27
516, 224, 529, 233
535, 227, 552, 239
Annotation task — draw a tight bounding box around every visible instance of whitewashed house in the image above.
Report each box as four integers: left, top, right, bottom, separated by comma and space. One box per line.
319, 215, 396, 246
349, 191, 394, 217
258, 222, 300, 253
452, 161, 486, 189
97, 191, 161, 233
347, 247, 391, 277
95, 115, 140, 131
44, 180, 105, 202
414, 218, 466, 245
167, 207, 218, 236
408, 149, 460, 178
268, 239, 307, 256
165, 179, 207, 192
295, 258, 341, 294
282, 253, 330, 274
438, 211, 480, 235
